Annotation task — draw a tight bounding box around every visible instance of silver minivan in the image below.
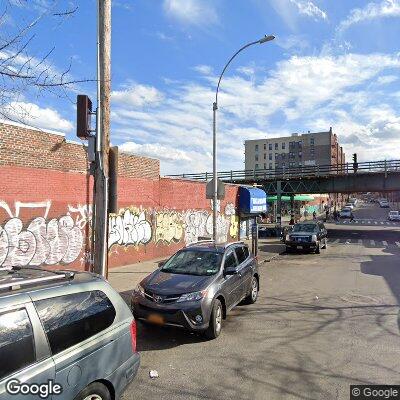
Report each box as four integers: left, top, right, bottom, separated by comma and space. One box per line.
0, 267, 140, 400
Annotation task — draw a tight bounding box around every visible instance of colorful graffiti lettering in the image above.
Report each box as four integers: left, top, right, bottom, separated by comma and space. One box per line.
155, 211, 183, 244
109, 209, 152, 248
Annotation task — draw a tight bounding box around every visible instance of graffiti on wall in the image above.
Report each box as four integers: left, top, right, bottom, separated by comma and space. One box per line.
109, 209, 152, 248
154, 211, 183, 244
0, 201, 84, 268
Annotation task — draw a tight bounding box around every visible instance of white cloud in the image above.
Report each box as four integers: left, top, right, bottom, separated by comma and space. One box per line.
338, 0, 400, 32
376, 75, 398, 85
289, 0, 327, 20
3, 101, 73, 132
163, 0, 218, 26
193, 65, 213, 75
111, 83, 164, 107
111, 52, 400, 174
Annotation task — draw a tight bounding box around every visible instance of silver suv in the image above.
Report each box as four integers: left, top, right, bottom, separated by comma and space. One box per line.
0, 267, 140, 400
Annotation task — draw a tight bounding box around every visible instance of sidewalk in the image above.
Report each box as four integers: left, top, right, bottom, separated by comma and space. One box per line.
108, 238, 285, 297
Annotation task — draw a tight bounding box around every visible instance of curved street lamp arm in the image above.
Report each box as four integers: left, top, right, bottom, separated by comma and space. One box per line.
215, 39, 260, 106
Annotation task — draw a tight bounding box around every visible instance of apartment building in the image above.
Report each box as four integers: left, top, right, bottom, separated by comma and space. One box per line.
244, 128, 345, 171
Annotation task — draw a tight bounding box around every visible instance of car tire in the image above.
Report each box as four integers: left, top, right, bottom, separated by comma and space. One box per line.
204, 299, 223, 340
286, 246, 291, 253
315, 243, 321, 254
73, 382, 111, 400
243, 276, 259, 305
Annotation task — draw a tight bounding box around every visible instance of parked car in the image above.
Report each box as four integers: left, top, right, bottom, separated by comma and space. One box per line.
131, 241, 259, 339
380, 200, 390, 208
285, 221, 328, 254
388, 211, 400, 221
339, 208, 352, 219
0, 267, 139, 400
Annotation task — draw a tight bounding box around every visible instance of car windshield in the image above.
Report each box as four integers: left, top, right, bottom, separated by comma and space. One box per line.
161, 250, 222, 276
293, 224, 317, 232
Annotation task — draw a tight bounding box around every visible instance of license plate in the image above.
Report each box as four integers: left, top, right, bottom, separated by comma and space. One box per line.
147, 314, 164, 325
297, 245, 303, 249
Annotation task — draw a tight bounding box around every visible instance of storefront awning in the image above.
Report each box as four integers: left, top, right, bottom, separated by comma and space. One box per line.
239, 187, 267, 214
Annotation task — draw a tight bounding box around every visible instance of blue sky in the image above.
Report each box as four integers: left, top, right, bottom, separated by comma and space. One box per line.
2, 0, 400, 174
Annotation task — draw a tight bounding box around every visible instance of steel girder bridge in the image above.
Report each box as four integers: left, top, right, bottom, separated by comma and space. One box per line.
168, 160, 400, 195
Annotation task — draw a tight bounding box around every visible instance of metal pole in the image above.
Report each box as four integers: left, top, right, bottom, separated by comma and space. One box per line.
213, 102, 218, 242
94, 0, 111, 277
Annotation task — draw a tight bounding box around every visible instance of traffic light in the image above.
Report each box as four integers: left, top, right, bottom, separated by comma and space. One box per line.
77, 94, 93, 139
352, 153, 358, 173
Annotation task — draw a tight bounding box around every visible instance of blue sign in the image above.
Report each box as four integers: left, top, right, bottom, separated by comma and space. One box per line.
238, 187, 267, 214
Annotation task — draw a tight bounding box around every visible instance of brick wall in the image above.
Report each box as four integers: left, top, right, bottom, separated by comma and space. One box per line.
0, 121, 160, 179
0, 122, 241, 271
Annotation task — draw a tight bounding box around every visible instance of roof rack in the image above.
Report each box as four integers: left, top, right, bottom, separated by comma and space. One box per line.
224, 241, 245, 248
0, 271, 75, 292
186, 240, 215, 247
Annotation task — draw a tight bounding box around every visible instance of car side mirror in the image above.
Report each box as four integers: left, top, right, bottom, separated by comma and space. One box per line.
224, 266, 239, 275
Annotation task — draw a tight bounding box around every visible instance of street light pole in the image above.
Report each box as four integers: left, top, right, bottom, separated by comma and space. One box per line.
212, 35, 275, 242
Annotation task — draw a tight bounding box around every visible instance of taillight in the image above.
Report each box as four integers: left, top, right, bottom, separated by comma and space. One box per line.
130, 319, 137, 353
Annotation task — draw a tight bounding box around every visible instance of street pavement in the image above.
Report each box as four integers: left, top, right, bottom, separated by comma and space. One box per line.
120, 201, 400, 400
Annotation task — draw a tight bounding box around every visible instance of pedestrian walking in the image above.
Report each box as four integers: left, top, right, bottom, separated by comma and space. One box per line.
313, 210, 317, 220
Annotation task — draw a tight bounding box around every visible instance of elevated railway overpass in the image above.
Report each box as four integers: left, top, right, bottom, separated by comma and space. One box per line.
169, 160, 400, 195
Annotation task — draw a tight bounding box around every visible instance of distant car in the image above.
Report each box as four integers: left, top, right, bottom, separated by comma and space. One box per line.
0, 267, 140, 400
380, 200, 390, 208
388, 211, 400, 221
285, 221, 327, 254
340, 209, 352, 219
349, 198, 358, 206
132, 241, 259, 340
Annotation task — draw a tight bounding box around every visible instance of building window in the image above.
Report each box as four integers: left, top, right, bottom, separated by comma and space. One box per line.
282, 163, 286, 168
269, 143, 272, 151
289, 152, 295, 158
263, 143, 266, 150
264, 163, 267, 169
255, 154, 259, 161
299, 151, 302, 158
298, 162, 302, 167
255, 144, 259, 152
310, 137, 315, 145
275, 143, 278, 150
282, 142, 286, 150
298, 141, 302, 147
269, 163, 272, 169
290, 162, 295, 168
282, 153, 286, 159
255, 164, 259, 169
263, 153, 266, 160
269, 153, 272, 160
289, 141, 294, 148
275, 153, 279, 158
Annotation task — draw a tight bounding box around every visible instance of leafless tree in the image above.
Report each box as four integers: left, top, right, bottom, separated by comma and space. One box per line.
0, 0, 93, 125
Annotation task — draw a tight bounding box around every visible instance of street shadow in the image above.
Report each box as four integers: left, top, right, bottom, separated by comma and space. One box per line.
118, 289, 209, 351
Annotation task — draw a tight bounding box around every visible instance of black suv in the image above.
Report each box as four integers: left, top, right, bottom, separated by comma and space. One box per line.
131, 241, 259, 339
285, 221, 328, 254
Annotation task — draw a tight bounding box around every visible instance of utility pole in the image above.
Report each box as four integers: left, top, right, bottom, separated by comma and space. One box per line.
93, 0, 111, 277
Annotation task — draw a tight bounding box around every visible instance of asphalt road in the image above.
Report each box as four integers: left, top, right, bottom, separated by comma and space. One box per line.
123, 202, 400, 400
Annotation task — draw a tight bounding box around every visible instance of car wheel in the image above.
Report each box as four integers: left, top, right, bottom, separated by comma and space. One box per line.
315, 243, 321, 254
74, 382, 111, 400
243, 276, 259, 305
204, 299, 222, 340
286, 246, 291, 253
